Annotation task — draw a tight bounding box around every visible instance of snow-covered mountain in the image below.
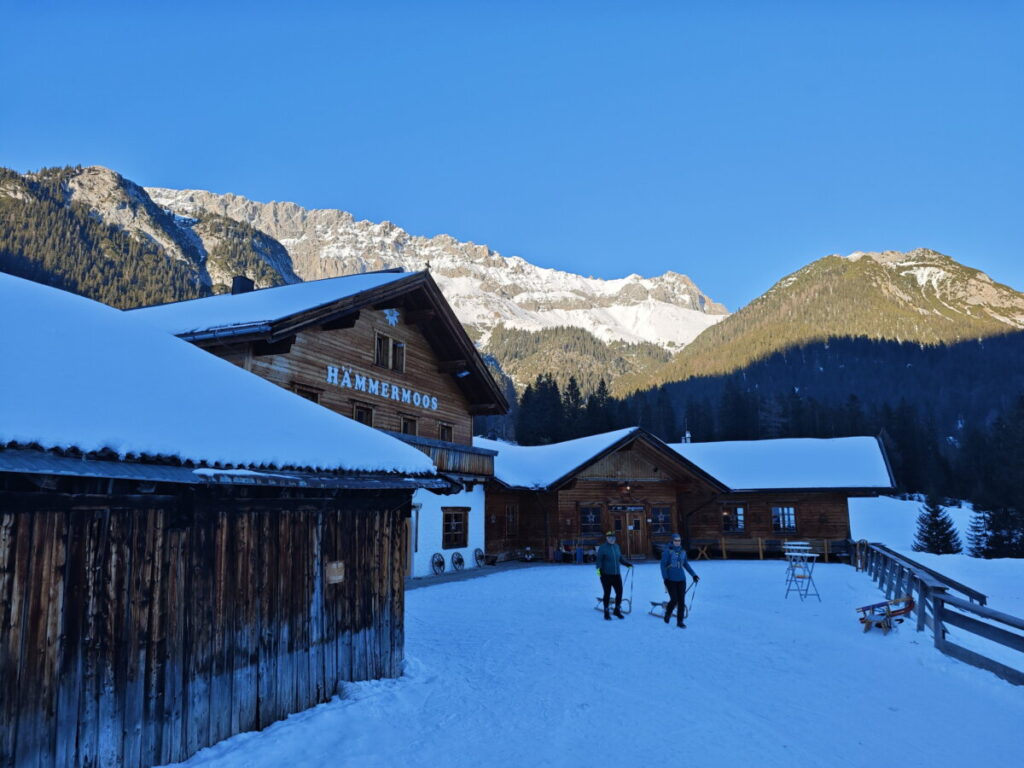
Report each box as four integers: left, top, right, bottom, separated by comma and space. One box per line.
145, 187, 728, 349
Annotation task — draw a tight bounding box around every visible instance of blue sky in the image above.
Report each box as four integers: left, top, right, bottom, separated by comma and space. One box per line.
2, 1, 1021, 310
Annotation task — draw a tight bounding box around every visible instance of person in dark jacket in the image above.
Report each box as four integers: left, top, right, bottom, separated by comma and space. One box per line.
660, 533, 699, 628
595, 531, 633, 620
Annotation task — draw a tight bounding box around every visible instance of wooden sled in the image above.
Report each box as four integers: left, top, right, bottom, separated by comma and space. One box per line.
594, 597, 633, 615
856, 595, 915, 634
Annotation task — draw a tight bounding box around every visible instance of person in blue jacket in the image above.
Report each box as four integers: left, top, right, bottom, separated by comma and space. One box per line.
595, 531, 633, 620
660, 533, 700, 628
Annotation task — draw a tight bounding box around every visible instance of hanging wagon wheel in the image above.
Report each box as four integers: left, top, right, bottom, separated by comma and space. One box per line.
452, 552, 465, 571
474, 547, 485, 567
431, 552, 445, 575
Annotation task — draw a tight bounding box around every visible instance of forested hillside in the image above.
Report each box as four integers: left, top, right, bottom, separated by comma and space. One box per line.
483, 324, 669, 394
0, 165, 294, 309
0, 166, 208, 308
637, 250, 1024, 386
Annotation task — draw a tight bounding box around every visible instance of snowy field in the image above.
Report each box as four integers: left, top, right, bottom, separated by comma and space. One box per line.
162, 557, 1024, 768
851, 496, 1024, 616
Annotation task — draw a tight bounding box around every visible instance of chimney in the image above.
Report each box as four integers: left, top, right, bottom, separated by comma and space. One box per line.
231, 276, 255, 295
683, 430, 692, 443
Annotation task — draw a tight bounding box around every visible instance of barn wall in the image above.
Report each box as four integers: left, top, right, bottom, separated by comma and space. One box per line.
0, 484, 409, 768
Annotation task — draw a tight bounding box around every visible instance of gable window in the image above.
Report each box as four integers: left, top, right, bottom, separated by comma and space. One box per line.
722, 505, 746, 533
401, 415, 417, 435
772, 505, 797, 533
353, 402, 374, 427
506, 503, 519, 537
650, 506, 672, 535
442, 507, 469, 549
438, 422, 454, 442
375, 333, 406, 372
580, 505, 603, 538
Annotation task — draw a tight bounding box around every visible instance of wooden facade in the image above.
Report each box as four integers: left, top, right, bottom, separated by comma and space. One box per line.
485, 431, 875, 562
0, 469, 412, 768
155, 272, 507, 476
210, 306, 481, 449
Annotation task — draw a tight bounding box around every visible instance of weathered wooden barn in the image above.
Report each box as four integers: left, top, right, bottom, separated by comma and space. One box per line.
129, 271, 507, 578
0, 274, 449, 768
476, 428, 894, 561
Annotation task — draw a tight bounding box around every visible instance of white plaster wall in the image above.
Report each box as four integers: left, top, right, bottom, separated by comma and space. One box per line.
410, 485, 485, 578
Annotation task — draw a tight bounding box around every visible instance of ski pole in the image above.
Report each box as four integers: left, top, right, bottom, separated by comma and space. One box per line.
684, 579, 698, 619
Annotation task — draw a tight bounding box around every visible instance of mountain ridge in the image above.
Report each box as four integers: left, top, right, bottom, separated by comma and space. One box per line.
144, 185, 729, 351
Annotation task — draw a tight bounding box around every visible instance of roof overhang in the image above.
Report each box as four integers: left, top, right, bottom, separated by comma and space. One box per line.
0, 449, 454, 491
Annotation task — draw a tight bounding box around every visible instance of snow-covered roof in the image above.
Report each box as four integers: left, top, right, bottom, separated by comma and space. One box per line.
0, 273, 436, 475
668, 436, 893, 491
474, 429, 639, 489
127, 271, 414, 335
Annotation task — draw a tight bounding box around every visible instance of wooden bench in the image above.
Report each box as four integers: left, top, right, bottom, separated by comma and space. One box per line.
719, 537, 764, 559
857, 595, 915, 634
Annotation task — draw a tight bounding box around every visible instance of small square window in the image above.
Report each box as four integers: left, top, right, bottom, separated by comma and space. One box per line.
438, 422, 454, 442
580, 506, 602, 537
442, 507, 468, 549
401, 416, 417, 435
353, 403, 373, 426
292, 384, 321, 404
650, 506, 672, 534
723, 505, 746, 533
772, 506, 797, 533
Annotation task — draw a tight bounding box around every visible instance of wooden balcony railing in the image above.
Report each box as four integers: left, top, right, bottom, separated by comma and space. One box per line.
385, 431, 496, 477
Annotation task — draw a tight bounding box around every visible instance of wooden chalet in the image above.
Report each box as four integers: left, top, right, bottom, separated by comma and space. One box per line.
129, 271, 508, 578
0, 274, 449, 768
476, 429, 895, 562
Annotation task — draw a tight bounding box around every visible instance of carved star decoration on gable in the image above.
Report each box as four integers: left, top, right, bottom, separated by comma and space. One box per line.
383, 309, 400, 327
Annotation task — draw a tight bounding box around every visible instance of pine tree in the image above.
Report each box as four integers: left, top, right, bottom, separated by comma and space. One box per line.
912, 495, 962, 554
966, 509, 989, 558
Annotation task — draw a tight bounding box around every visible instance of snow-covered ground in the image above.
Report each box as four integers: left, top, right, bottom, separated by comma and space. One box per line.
162, 555, 1024, 768
850, 495, 1023, 616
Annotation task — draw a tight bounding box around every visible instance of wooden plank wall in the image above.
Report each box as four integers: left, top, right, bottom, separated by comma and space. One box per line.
684, 491, 851, 540
212, 310, 476, 446
0, 486, 408, 768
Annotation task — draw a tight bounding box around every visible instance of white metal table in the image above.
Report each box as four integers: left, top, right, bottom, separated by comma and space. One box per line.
784, 543, 820, 601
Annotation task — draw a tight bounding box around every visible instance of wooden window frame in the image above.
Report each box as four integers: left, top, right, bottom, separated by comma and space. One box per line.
374, 332, 406, 373
722, 504, 746, 534
400, 415, 418, 436
442, 507, 469, 549
771, 505, 797, 533
650, 505, 672, 535
505, 503, 519, 537
579, 504, 603, 537
352, 401, 374, 427
438, 421, 454, 442
291, 383, 322, 404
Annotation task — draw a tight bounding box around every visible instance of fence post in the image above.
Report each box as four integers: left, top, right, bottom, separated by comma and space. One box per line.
916, 580, 928, 632
932, 595, 946, 651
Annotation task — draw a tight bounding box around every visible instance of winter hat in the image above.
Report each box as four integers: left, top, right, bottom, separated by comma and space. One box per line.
671, 533, 682, 540
605, 530, 616, 536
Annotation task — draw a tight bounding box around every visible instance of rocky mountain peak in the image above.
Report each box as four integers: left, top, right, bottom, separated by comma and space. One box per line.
145, 186, 728, 349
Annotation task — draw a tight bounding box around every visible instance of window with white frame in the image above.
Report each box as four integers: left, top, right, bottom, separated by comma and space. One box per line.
771, 505, 797, 532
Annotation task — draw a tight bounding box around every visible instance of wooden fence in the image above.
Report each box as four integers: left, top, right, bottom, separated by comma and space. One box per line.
859, 542, 1024, 686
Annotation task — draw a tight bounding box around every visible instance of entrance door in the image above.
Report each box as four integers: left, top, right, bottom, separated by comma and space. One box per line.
609, 504, 647, 559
